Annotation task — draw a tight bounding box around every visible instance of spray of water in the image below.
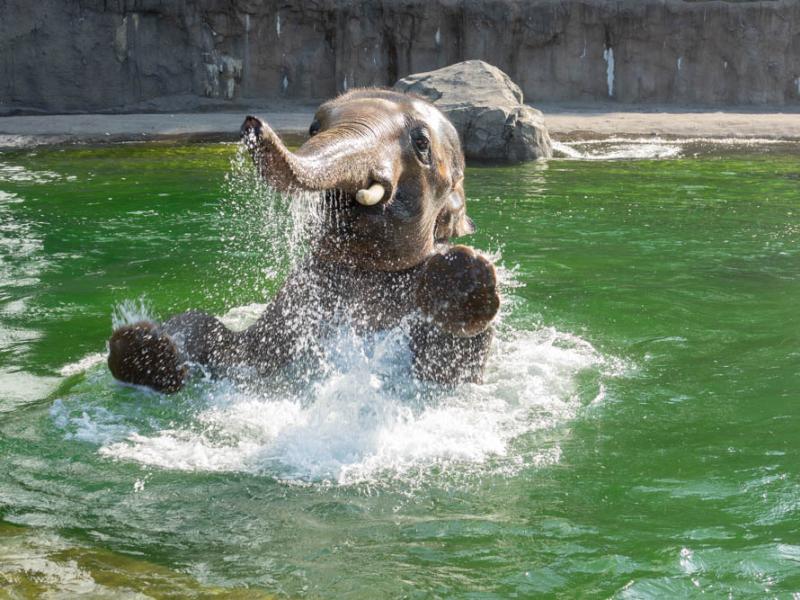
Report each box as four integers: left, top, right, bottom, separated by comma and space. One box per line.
212, 145, 326, 303
111, 296, 156, 329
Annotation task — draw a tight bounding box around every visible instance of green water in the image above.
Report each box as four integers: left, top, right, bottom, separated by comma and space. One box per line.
1, 142, 799, 597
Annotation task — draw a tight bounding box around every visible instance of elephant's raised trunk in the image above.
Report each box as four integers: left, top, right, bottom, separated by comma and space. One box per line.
241, 116, 389, 205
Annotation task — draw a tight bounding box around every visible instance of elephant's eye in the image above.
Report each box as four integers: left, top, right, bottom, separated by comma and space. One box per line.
411, 129, 431, 162
309, 120, 321, 137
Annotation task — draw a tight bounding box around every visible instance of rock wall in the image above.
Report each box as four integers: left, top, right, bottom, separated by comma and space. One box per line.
2, 0, 799, 114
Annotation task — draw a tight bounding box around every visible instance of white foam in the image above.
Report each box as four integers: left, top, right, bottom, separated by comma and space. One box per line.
89, 324, 618, 485
0, 161, 62, 184
50, 399, 134, 445
0, 190, 23, 203
553, 135, 799, 161
553, 139, 681, 160
59, 353, 106, 377
565, 135, 795, 147
0, 369, 60, 412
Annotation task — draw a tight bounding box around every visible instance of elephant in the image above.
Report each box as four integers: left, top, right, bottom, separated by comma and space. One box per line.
107, 89, 500, 393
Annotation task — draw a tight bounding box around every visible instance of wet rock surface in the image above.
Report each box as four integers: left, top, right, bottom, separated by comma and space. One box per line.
2, 0, 799, 115
395, 60, 552, 162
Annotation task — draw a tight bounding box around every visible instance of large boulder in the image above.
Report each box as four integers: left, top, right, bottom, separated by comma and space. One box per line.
394, 60, 552, 163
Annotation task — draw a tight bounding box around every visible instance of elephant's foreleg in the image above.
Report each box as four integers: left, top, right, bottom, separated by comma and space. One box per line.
108, 311, 240, 393
108, 292, 311, 392
107, 270, 316, 393
162, 310, 240, 373
410, 321, 493, 384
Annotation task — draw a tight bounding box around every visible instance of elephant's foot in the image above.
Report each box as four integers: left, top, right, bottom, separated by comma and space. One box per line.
416, 245, 500, 337
108, 321, 187, 393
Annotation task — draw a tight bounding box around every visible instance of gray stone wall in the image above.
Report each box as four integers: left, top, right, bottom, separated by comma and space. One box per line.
1, 0, 798, 114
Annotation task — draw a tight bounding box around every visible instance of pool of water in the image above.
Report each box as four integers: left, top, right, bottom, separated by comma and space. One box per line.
1, 140, 799, 597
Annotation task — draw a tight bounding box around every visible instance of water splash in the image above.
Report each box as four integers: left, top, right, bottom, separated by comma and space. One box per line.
553, 136, 800, 161
111, 297, 156, 329
57, 142, 623, 487
54, 322, 618, 486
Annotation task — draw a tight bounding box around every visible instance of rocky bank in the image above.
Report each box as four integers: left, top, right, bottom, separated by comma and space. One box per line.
2, 0, 799, 115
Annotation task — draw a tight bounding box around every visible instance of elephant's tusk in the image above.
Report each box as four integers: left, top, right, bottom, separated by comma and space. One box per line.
355, 183, 385, 206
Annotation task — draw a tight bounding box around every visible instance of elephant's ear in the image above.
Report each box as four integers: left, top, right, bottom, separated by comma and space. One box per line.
434, 188, 476, 242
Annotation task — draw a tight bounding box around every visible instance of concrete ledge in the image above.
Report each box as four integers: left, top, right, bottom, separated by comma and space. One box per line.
538, 104, 800, 140
0, 111, 314, 149
2, 106, 800, 150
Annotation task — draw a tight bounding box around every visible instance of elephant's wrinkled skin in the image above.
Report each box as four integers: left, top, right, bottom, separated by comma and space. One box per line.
108, 89, 500, 392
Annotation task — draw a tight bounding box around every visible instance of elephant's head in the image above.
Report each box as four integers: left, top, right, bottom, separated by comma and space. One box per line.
241, 89, 474, 271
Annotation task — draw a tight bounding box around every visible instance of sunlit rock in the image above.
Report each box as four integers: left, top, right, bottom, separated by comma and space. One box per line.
395, 60, 552, 163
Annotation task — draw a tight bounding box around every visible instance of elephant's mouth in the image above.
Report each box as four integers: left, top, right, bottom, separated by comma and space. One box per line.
319, 182, 394, 245
322, 180, 392, 212
323, 189, 356, 213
